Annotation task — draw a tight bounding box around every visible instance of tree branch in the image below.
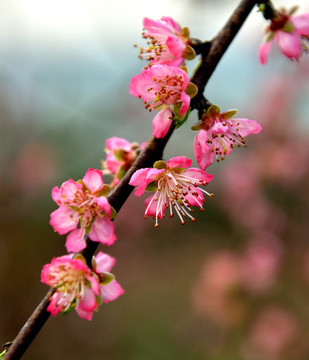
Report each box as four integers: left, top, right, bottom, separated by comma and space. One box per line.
4, 1, 259, 358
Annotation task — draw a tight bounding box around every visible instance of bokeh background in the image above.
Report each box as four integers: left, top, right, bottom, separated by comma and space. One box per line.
1, 0, 309, 359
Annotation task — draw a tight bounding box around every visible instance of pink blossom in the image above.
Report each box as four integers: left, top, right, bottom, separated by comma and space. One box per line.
129, 65, 197, 138
129, 156, 213, 226
50, 168, 116, 252
138, 16, 195, 67
103, 137, 146, 187
240, 232, 283, 293
192, 251, 245, 327
259, 8, 309, 64
192, 105, 262, 169
244, 307, 299, 358
41, 252, 124, 320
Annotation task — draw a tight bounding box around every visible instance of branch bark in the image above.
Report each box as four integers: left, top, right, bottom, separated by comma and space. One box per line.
4, 1, 258, 358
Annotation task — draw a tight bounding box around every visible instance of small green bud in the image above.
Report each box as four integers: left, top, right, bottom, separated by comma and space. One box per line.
73, 254, 87, 264
185, 82, 198, 98
181, 26, 190, 38
99, 272, 115, 285
179, 66, 188, 74
145, 182, 159, 192
116, 165, 126, 180
222, 109, 238, 119
191, 121, 204, 131
113, 149, 126, 161
185, 45, 196, 60
282, 21, 295, 33
153, 160, 167, 169
207, 104, 220, 117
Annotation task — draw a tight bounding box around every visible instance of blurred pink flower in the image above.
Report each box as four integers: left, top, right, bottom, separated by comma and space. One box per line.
103, 137, 145, 187
192, 105, 262, 169
12, 143, 58, 195
259, 8, 309, 64
129, 65, 194, 138
240, 232, 283, 293
244, 307, 299, 359
129, 156, 213, 226
41, 252, 124, 321
192, 251, 245, 327
138, 16, 195, 67
50, 168, 116, 252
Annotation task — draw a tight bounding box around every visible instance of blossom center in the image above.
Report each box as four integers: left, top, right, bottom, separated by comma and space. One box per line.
146, 169, 212, 226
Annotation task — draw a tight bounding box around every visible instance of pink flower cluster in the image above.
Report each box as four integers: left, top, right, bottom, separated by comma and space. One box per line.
192, 105, 262, 170
138, 16, 195, 67
127, 17, 262, 226
129, 156, 213, 226
259, 7, 309, 64
41, 252, 124, 320
44, 14, 266, 320
103, 137, 145, 187
50, 169, 116, 253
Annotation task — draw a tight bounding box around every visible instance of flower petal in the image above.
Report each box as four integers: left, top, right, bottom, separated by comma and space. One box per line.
50, 207, 79, 235
152, 107, 173, 138
83, 168, 104, 194
292, 13, 309, 36
258, 40, 273, 65
194, 131, 215, 170
275, 31, 301, 60
95, 252, 115, 273
167, 156, 191, 169
65, 228, 87, 252
105, 137, 131, 152
182, 168, 214, 183
96, 196, 111, 217
89, 217, 116, 246
231, 118, 262, 137
100, 280, 125, 303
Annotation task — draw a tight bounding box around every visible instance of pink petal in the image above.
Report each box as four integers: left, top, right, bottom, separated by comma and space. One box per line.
231, 118, 262, 137
50, 207, 79, 235
95, 251, 116, 273
275, 31, 301, 60
130, 168, 164, 196
143, 17, 176, 36
47, 293, 63, 316
182, 168, 214, 183
144, 194, 165, 218
258, 40, 273, 65
101, 280, 125, 303
65, 228, 86, 252
78, 286, 98, 312
184, 188, 205, 207
129, 72, 159, 101
105, 137, 131, 151
292, 13, 309, 35
152, 108, 173, 138
210, 121, 229, 135
167, 156, 191, 169
86, 275, 101, 296
96, 196, 111, 217
89, 217, 116, 246
160, 16, 181, 33
51, 179, 82, 205
83, 168, 104, 194
75, 307, 93, 321
194, 131, 215, 170
179, 91, 191, 116
105, 153, 121, 174
166, 36, 186, 58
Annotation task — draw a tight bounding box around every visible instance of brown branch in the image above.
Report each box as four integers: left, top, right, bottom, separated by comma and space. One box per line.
4, 1, 259, 358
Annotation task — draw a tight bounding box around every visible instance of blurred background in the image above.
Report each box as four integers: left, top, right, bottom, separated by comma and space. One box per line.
1, 0, 309, 359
